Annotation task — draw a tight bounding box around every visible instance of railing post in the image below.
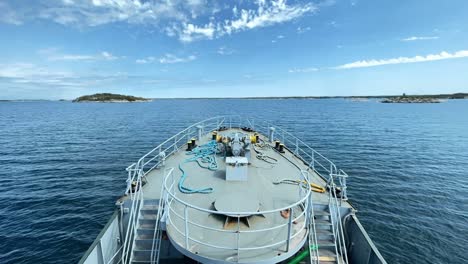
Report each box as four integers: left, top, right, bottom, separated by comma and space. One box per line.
184, 206, 189, 249
196, 125, 203, 141
237, 216, 240, 260
174, 136, 178, 153
269, 127, 275, 143
295, 139, 299, 155
311, 151, 315, 171
286, 208, 293, 252
126, 168, 132, 195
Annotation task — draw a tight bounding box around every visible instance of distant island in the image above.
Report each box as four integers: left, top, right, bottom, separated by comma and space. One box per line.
379, 93, 468, 103
72, 93, 151, 103
2, 92, 466, 102
381, 96, 441, 104
152, 92, 468, 100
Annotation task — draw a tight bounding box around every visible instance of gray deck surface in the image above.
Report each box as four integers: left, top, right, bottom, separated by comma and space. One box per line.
141, 128, 351, 263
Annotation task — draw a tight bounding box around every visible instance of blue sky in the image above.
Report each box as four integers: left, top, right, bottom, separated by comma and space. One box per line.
1, 0, 468, 99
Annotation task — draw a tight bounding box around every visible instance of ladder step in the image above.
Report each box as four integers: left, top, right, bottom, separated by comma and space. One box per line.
135, 239, 161, 249
139, 222, 156, 229
139, 214, 158, 220
315, 230, 334, 240
133, 249, 152, 259
317, 239, 336, 247
314, 219, 332, 225
141, 205, 159, 215
317, 249, 337, 262
143, 199, 161, 205
313, 210, 330, 216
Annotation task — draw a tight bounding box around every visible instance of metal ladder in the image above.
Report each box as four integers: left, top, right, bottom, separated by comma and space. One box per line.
130, 199, 163, 264
313, 205, 343, 263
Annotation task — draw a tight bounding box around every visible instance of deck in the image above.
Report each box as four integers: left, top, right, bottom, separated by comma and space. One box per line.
139, 128, 350, 263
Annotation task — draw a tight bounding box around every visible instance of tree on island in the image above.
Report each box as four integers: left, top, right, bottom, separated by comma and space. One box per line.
73, 93, 150, 102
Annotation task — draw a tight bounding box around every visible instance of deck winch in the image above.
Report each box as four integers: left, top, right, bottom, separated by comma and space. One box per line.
215, 132, 253, 181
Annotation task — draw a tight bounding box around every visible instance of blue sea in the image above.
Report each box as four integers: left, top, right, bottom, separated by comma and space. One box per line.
0, 99, 467, 264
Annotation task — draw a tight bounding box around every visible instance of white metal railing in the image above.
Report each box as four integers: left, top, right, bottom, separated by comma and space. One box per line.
125, 117, 226, 195
162, 168, 312, 260
121, 165, 144, 264
119, 115, 349, 263
246, 117, 347, 198
305, 171, 320, 264
124, 115, 348, 201
328, 177, 349, 264
150, 168, 174, 264
332, 169, 349, 202
106, 245, 123, 264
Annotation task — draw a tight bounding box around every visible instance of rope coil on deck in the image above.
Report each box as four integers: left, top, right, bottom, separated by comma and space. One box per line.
178, 140, 218, 194
253, 141, 278, 164
273, 179, 326, 193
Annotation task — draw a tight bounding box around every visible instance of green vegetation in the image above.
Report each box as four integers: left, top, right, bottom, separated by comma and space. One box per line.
72, 93, 150, 102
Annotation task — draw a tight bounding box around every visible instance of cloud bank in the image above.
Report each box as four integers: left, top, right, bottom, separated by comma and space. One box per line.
0, 0, 317, 42
335, 50, 468, 69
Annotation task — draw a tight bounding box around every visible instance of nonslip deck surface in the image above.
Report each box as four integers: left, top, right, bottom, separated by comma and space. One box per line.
141, 128, 350, 263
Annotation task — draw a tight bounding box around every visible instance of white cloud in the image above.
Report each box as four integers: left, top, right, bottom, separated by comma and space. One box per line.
178, 22, 216, 42
297, 26, 311, 34
171, 0, 316, 42
221, 0, 315, 36
101, 51, 118, 60
0, 63, 70, 79
0, 62, 129, 90
217, 46, 235, 55
47, 51, 120, 61
288, 67, 318, 73
136, 56, 157, 64
1, 1, 320, 43
159, 54, 196, 64
401, 36, 439, 42
335, 50, 468, 69
137, 54, 197, 64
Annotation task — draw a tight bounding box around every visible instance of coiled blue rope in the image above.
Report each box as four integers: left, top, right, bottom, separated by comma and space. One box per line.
178, 140, 218, 194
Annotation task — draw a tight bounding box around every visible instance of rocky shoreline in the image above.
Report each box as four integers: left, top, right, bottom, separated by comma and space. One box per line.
381, 97, 442, 103
72, 93, 151, 103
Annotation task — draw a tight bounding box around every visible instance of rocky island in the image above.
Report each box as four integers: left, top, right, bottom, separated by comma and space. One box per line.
72, 93, 151, 103
381, 97, 441, 103
380, 93, 445, 103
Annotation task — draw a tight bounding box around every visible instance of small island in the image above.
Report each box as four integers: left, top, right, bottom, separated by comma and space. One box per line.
72, 93, 151, 103
381, 97, 441, 103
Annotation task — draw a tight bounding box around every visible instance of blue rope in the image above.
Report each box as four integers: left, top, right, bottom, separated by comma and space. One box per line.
178, 140, 218, 194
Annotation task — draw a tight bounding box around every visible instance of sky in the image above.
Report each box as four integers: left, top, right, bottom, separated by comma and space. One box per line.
1, 0, 468, 99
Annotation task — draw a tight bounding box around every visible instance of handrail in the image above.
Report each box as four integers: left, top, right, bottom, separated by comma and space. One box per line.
124, 117, 226, 194
328, 177, 349, 264
163, 168, 312, 257
246, 117, 348, 204
106, 245, 123, 264
163, 167, 311, 216
121, 167, 144, 264
305, 170, 320, 264
150, 168, 174, 264
120, 115, 350, 263
125, 115, 347, 199
247, 119, 337, 174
